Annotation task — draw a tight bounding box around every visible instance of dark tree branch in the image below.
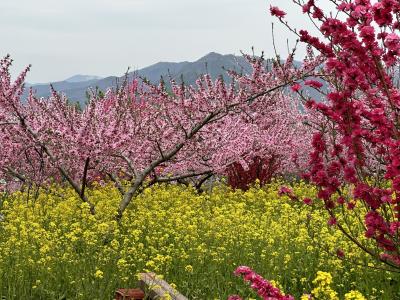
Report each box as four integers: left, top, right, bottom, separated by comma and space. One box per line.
107, 173, 126, 196
80, 157, 90, 199
149, 170, 213, 186
4, 167, 27, 183
195, 172, 214, 193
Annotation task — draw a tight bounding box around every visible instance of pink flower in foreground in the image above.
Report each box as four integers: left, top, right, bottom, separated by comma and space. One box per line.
290, 83, 302, 92
384, 33, 400, 52
270, 6, 286, 18
228, 296, 242, 300
231, 266, 294, 300
380, 253, 400, 266
278, 186, 293, 196
336, 249, 345, 258
304, 79, 323, 89
328, 216, 337, 226
337, 196, 345, 205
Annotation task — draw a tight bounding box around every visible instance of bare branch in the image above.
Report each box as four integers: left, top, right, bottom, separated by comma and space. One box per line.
107, 173, 125, 196
119, 154, 138, 178
80, 157, 90, 199
150, 170, 213, 185
156, 141, 166, 160
195, 172, 214, 192
0, 121, 18, 126
4, 167, 27, 182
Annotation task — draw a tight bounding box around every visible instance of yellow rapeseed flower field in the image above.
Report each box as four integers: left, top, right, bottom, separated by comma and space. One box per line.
0, 181, 398, 299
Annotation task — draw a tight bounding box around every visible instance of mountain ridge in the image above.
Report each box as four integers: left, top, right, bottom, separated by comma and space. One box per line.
23, 52, 254, 105
65, 75, 103, 83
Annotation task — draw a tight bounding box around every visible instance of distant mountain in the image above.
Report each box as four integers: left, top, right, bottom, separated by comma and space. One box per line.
23, 52, 253, 105
23, 52, 323, 106
64, 75, 103, 83
137, 52, 252, 84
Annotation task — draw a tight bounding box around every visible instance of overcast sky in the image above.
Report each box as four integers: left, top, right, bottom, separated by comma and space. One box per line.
0, 0, 324, 83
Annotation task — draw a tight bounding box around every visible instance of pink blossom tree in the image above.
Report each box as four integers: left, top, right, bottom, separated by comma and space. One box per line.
0, 54, 315, 218
223, 54, 320, 190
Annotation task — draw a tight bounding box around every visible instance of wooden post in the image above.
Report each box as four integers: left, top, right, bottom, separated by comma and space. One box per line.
138, 272, 188, 300
115, 288, 145, 300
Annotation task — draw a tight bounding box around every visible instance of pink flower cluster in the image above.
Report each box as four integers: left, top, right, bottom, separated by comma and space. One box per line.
229, 266, 294, 300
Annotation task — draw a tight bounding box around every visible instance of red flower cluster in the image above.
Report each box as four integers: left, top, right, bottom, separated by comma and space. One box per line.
270, 6, 286, 18
230, 266, 294, 300
226, 156, 281, 191
272, 0, 400, 268
304, 79, 323, 89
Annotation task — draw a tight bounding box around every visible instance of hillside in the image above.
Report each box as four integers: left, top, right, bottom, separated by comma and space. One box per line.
24, 52, 253, 105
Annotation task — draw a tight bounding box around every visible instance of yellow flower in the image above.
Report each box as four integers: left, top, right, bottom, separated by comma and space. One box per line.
311, 271, 338, 300
117, 258, 127, 269
184, 265, 193, 273
110, 239, 120, 250
344, 290, 366, 300
94, 269, 104, 279
160, 293, 172, 300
